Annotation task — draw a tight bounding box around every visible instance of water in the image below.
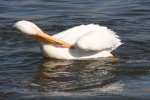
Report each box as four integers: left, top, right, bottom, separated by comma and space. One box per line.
0, 0, 150, 100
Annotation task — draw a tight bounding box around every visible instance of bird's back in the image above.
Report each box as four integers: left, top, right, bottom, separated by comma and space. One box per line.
53, 24, 104, 44
53, 24, 122, 51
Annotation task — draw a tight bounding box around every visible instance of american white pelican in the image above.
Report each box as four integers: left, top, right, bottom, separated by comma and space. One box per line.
14, 20, 122, 60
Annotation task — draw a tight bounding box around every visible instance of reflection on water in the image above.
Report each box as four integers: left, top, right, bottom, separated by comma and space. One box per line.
31, 58, 124, 93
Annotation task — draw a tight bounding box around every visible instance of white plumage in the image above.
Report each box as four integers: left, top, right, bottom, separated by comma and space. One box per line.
14, 21, 122, 60
43, 24, 122, 59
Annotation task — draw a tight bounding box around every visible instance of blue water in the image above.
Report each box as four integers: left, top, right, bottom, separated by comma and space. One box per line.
0, 0, 150, 100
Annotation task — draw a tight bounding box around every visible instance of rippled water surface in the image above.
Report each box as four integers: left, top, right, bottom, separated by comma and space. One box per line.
0, 0, 150, 100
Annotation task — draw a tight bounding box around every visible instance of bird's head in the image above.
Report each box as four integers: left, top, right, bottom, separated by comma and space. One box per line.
14, 20, 43, 35
14, 20, 72, 48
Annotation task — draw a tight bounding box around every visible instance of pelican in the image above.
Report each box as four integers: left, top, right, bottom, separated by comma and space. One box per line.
14, 20, 122, 60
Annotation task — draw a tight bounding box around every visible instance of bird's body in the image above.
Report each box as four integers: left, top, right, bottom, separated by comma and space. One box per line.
14, 21, 122, 60
42, 24, 121, 60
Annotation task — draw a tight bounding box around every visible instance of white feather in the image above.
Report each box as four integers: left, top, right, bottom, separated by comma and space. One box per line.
76, 24, 122, 51
54, 24, 122, 52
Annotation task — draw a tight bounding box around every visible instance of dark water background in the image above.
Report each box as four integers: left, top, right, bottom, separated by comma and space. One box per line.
0, 0, 150, 100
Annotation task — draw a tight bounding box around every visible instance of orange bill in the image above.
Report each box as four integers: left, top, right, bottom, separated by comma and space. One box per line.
33, 32, 73, 48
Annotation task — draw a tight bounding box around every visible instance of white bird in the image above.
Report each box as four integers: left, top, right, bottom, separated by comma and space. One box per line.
14, 20, 122, 60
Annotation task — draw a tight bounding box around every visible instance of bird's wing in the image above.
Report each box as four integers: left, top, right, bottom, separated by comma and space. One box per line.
53, 25, 89, 44
75, 24, 122, 51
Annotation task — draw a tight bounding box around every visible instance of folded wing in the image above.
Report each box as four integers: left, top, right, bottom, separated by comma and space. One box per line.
76, 24, 122, 51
